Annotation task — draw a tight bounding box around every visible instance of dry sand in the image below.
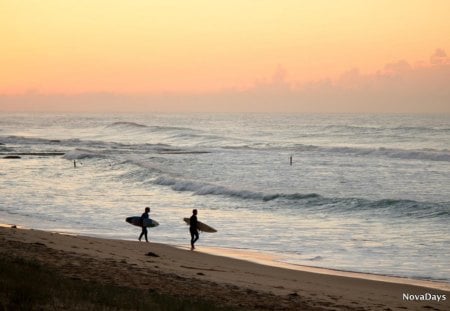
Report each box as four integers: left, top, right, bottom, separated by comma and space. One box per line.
0, 225, 448, 310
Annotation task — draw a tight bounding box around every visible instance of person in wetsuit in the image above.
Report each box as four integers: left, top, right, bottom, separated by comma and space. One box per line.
190, 209, 199, 250
139, 207, 151, 242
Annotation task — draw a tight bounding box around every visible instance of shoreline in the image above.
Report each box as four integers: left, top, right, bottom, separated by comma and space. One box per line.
1, 225, 449, 310
195, 245, 450, 292
2, 223, 448, 292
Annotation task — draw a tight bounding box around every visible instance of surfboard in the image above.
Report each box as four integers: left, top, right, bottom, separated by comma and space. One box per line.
183, 217, 217, 233
126, 216, 159, 228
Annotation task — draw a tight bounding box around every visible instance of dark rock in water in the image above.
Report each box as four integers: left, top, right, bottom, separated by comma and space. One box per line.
146, 252, 160, 257
3, 155, 21, 159
50, 140, 61, 143
11, 225, 17, 228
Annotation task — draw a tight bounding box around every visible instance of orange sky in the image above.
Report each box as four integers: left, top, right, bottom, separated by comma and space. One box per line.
1, 1, 450, 112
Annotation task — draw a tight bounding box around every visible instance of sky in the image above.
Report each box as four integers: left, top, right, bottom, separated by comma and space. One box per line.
1, 0, 449, 113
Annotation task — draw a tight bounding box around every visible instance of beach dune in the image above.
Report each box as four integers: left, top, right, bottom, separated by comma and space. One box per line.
0, 226, 448, 310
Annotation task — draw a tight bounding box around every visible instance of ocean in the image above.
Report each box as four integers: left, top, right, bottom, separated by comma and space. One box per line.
0, 113, 449, 282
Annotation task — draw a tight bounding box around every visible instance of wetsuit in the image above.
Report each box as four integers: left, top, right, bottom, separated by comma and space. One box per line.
190, 214, 199, 248
139, 211, 149, 242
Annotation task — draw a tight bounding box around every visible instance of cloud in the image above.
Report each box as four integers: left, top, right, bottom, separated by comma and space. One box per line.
383, 60, 412, 74
251, 64, 291, 92
430, 48, 450, 65
237, 49, 449, 113
1, 50, 449, 113
238, 49, 450, 113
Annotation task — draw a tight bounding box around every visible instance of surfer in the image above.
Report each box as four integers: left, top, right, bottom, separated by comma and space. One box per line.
189, 209, 199, 250
139, 207, 151, 242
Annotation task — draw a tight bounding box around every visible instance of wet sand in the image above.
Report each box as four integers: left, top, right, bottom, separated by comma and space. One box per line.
1, 225, 448, 310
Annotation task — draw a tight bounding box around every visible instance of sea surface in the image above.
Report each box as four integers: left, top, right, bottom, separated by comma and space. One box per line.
1, 113, 449, 282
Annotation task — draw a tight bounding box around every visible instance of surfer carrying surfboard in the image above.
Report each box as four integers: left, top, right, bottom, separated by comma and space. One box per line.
139, 207, 151, 242
189, 209, 199, 250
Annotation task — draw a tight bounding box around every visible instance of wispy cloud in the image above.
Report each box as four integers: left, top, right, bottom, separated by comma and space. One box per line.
1, 50, 449, 113
234, 49, 450, 113
430, 48, 450, 65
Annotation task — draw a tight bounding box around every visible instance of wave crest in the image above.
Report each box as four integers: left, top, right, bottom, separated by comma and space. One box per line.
63, 148, 105, 160
152, 176, 449, 219
293, 144, 450, 162
106, 121, 147, 128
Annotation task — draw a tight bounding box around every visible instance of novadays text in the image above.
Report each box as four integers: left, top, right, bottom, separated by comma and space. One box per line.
402, 293, 446, 302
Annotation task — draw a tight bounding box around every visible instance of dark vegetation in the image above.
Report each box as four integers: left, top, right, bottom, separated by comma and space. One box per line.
0, 255, 234, 311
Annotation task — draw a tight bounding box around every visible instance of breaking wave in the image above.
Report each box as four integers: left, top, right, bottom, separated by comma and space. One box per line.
106, 122, 196, 133
63, 148, 106, 160
323, 124, 450, 134
106, 121, 148, 128
153, 176, 320, 201
152, 176, 449, 218
292, 144, 450, 162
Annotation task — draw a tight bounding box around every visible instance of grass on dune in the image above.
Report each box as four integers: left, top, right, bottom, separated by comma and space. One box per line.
0, 255, 235, 311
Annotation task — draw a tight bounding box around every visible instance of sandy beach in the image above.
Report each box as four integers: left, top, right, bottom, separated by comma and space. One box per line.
0, 225, 448, 310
